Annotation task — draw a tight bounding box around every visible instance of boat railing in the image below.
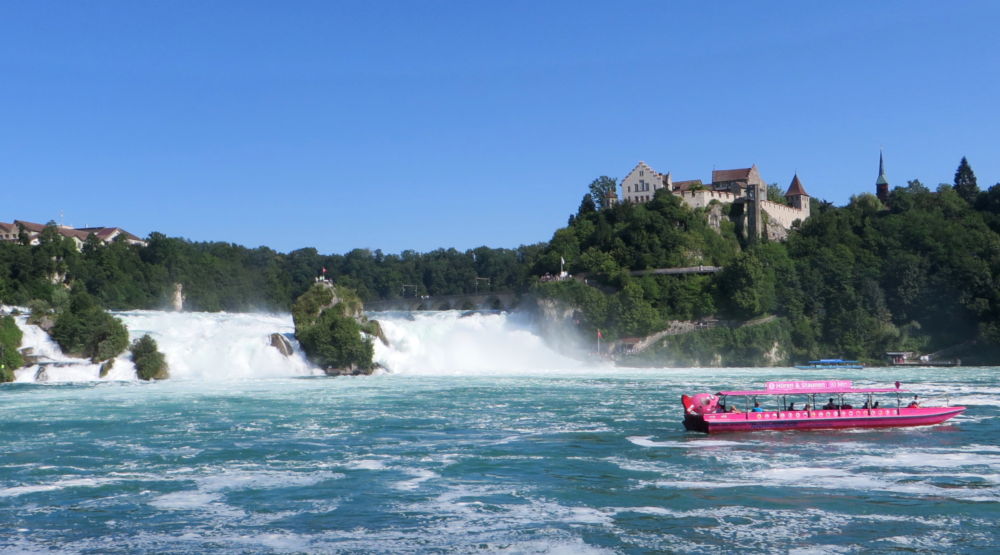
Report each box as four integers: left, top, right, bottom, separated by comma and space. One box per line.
713, 403, 946, 421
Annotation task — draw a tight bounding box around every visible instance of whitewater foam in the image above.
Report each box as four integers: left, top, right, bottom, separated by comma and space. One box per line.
11, 309, 604, 382
372, 311, 595, 375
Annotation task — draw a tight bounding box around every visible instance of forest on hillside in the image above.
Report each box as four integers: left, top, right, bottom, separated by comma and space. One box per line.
537, 162, 1000, 364
2, 159, 999, 364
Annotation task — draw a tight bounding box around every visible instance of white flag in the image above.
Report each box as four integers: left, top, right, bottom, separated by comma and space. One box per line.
560, 257, 565, 265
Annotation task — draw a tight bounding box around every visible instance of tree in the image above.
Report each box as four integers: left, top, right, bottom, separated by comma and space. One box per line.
577, 193, 596, 217
130, 334, 168, 380
766, 183, 788, 205
954, 156, 979, 204
588, 176, 618, 210
50, 289, 130, 362
296, 308, 373, 372
0, 315, 24, 382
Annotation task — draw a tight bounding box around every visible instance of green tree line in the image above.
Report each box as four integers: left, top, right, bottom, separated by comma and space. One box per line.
0, 230, 546, 312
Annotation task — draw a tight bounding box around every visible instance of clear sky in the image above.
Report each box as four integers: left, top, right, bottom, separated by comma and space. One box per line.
2, 1, 998, 254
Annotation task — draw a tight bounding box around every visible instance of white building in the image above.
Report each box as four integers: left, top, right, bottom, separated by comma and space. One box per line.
617, 162, 811, 234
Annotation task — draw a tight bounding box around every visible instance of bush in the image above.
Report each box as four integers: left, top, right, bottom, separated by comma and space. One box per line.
0, 315, 24, 382
50, 289, 130, 362
296, 308, 374, 372
292, 283, 374, 373
130, 334, 168, 380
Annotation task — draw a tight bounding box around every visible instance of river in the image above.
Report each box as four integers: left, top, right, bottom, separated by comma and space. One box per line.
1, 310, 996, 553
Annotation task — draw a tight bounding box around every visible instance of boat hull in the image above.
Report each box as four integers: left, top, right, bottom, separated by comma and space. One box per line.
685, 406, 965, 434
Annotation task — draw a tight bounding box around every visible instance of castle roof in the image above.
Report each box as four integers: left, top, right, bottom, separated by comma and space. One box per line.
785, 174, 809, 197
626, 161, 662, 179
672, 179, 704, 192
712, 167, 753, 183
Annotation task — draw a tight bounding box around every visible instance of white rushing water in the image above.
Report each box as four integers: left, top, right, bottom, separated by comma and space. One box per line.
372, 311, 591, 375
8, 309, 591, 382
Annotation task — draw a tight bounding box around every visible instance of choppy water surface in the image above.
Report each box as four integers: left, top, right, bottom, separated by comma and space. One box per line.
1, 366, 996, 553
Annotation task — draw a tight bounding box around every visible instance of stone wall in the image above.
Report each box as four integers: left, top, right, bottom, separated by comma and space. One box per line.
761, 200, 809, 229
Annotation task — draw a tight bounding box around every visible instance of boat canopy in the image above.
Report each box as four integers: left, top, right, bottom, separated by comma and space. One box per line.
718, 380, 906, 397
808, 359, 861, 364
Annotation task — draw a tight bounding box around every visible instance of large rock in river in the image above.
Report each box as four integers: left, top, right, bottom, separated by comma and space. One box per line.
269, 333, 294, 357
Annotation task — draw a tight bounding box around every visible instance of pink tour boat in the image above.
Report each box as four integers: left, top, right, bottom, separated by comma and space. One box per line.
682, 379, 965, 433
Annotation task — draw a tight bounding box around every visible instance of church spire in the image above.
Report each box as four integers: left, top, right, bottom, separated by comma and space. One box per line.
875, 150, 890, 203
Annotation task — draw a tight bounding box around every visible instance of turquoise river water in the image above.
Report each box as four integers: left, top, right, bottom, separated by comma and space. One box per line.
1, 365, 997, 554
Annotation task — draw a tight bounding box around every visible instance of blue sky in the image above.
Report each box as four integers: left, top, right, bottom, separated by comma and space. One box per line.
2, 1, 998, 254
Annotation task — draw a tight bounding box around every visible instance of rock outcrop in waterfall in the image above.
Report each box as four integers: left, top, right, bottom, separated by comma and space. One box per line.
291, 282, 380, 375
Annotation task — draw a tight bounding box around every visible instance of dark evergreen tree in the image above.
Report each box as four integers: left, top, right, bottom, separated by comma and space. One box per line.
954, 156, 979, 204
577, 194, 596, 217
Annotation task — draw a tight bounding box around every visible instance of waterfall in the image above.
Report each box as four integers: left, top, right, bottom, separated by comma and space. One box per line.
372, 311, 591, 375
8, 309, 594, 383
12, 311, 319, 382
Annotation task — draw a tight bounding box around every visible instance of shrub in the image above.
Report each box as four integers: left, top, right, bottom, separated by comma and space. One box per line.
130, 334, 168, 380
293, 284, 374, 373
50, 289, 129, 362
0, 315, 24, 382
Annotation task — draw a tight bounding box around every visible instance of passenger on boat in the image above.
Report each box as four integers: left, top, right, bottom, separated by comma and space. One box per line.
862, 400, 871, 409
728, 405, 741, 413
823, 398, 837, 410
907, 395, 920, 408
751, 402, 764, 413
803, 403, 812, 411
788, 402, 796, 411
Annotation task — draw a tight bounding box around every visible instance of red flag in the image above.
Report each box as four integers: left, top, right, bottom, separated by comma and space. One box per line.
597, 329, 603, 339
321, 267, 327, 274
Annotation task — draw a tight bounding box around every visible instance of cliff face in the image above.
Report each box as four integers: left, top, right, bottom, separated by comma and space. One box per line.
519, 295, 592, 358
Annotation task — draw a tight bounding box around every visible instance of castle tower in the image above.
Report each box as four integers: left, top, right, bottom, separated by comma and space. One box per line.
746, 164, 763, 242
875, 151, 890, 203
785, 173, 809, 210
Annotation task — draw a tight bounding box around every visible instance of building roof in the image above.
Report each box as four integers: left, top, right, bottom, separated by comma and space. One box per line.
625, 161, 662, 179
76, 227, 144, 242
12, 220, 92, 242
712, 168, 753, 183
13, 220, 48, 233
876, 151, 889, 186
0, 222, 16, 233
671, 179, 704, 192
785, 174, 809, 197
10, 221, 145, 244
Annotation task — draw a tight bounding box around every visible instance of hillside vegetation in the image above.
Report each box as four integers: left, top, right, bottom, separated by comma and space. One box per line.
2, 160, 999, 366
536, 164, 1000, 365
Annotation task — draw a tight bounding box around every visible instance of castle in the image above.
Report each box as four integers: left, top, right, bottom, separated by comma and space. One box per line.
613, 161, 810, 240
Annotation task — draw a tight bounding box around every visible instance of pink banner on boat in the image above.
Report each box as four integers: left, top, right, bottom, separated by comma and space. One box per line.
766, 380, 852, 393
